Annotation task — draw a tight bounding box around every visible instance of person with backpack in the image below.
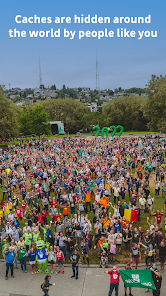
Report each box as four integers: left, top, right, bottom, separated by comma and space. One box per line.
41, 274, 55, 296
103, 265, 120, 296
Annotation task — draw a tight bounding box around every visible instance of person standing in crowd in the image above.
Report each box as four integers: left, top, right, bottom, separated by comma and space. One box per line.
71, 249, 81, 279
56, 246, 65, 274
124, 263, 133, 296
103, 265, 120, 296
3, 246, 16, 280
18, 245, 27, 273
130, 243, 141, 269
150, 265, 162, 296
158, 240, 166, 272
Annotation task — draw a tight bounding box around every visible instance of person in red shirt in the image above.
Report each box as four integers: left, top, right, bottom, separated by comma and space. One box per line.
21, 201, 28, 217
15, 206, 22, 219
153, 210, 164, 229
41, 209, 47, 224
56, 246, 64, 274
103, 265, 120, 296
53, 212, 62, 223
51, 197, 58, 208
35, 212, 45, 225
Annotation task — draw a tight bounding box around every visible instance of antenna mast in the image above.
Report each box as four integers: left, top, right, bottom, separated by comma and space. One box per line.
39, 55, 42, 87
96, 53, 100, 91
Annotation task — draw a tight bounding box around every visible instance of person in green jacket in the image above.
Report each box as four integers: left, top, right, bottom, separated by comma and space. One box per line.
23, 229, 32, 251
19, 245, 27, 272
33, 229, 40, 244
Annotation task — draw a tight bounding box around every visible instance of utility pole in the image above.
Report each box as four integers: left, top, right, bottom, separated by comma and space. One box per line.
96, 53, 100, 91
39, 55, 42, 87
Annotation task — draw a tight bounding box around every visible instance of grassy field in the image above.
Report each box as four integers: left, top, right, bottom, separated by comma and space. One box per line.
0, 131, 160, 146
0, 166, 165, 265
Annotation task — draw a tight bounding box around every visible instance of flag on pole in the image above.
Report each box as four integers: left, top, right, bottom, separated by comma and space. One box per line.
124, 209, 137, 222
120, 269, 155, 290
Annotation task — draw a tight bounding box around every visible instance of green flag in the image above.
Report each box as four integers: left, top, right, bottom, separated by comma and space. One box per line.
119, 269, 155, 290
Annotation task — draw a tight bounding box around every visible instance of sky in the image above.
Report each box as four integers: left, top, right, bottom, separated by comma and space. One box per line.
0, 0, 166, 90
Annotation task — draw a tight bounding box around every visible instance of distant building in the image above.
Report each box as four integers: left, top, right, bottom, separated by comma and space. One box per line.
49, 93, 58, 99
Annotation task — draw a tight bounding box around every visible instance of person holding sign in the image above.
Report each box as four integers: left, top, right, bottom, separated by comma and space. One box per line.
103, 265, 120, 296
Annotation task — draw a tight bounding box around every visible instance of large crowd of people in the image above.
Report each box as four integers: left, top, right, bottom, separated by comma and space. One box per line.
0, 135, 166, 285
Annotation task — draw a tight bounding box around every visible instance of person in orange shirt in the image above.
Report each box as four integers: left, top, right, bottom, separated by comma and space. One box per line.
84, 191, 91, 212
99, 196, 109, 208
121, 216, 129, 231
102, 216, 110, 230
97, 235, 105, 258
61, 205, 69, 217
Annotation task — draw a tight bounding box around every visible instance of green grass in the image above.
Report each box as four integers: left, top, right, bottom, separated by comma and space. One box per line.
121, 131, 156, 135
0, 131, 161, 146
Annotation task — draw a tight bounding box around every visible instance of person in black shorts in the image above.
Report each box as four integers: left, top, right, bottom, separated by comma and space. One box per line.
158, 241, 166, 272
124, 263, 133, 296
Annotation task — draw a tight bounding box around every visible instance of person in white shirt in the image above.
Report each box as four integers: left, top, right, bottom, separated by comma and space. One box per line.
147, 195, 154, 216
113, 185, 120, 204
95, 192, 100, 202
115, 230, 123, 254
107, 230, 115, 244
5, 222, 12, 235
110, 202, 120, 218
23, 223, 31, 234
139, 196, 146, 216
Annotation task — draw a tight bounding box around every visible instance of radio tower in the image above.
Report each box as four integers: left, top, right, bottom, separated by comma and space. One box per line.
96, 53, 100, 91
39, 55, 42, 87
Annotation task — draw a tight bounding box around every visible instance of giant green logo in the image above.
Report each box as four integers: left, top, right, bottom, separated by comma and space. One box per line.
93, 125, 123, 138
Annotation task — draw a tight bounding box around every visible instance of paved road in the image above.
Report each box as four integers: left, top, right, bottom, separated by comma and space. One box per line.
0, 262, 165, 296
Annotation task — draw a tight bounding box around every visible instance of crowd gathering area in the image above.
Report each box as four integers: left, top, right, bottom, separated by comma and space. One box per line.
1, 135, 166, 280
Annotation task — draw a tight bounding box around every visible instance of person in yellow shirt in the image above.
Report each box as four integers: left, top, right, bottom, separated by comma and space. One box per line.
17, 237, 25, 248
0, 209, 3, 218
3, 202, 10, 220
6, 168, 11, 176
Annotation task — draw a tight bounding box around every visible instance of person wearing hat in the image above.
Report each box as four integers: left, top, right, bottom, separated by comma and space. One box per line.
1, 228, 8, 240
2, 238, 10, 259
153, 210, 164, 229
139, 242, 156, 268
17, 237, 25, 248
5, 221, 12, 235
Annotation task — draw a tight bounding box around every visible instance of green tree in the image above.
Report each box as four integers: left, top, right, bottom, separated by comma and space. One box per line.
18, 104, 33, 136
103, 95, 147, 131
51, 84, 56, 90
42, 98, 88, 133
31, 103, 51, 138
82, 111, 108, 132
143, 75, 166, 132
0, 86, 19, 139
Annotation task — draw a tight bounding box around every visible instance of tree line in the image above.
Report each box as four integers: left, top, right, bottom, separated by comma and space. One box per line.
0, 75, 166, 139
